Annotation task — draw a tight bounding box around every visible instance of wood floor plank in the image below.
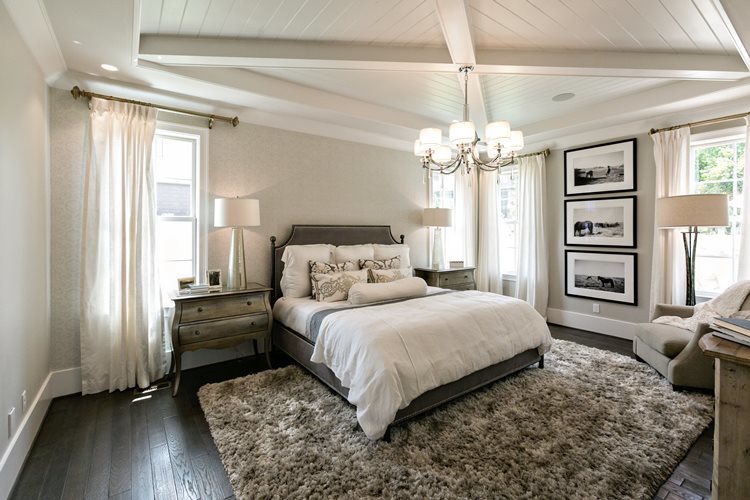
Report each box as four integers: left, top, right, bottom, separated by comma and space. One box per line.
10, 450, 53, 500
85, 393, 114, 499
163, 415, 201, 500
39, 396, 85, 499
130, 400, 154, 500
109, 392, 133, 496
151, 443, 178, 500
190, 453, 229, 500
147, 390, 168, 449
61, 393, 100, 500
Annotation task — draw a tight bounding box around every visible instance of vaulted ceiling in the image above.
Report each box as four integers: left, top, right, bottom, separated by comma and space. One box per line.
8, 0, 750, 151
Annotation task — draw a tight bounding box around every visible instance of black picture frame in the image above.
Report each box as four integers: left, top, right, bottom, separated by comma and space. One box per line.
564, 250, 638, 306
564, 138, 637, 196
564, 196, 637, 248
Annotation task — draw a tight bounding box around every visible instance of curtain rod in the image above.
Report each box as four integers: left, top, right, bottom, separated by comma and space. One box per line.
70, 86, 239, 129
649, 111, 749, 136
516, 148, 550, 158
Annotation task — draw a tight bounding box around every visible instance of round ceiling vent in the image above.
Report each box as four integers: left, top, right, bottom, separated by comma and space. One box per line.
552, 92, 575, 102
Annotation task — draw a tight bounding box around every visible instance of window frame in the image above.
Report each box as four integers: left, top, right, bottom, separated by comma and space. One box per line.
498, 163, 519, 279
153, 122, 208, 287
689, 126, 745, 298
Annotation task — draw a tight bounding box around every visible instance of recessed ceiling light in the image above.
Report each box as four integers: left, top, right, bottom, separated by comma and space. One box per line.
100, 63, 119, 72
552, 92, 575, 102
72, 40, 82, 45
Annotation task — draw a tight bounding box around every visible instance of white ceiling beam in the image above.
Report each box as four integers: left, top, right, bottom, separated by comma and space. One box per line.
140, 35, 749, 81
433, 0, 487, 132
713, 0, 750, 71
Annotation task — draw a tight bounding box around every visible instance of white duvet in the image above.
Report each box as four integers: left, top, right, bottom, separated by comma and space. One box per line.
309, 290, 552, 439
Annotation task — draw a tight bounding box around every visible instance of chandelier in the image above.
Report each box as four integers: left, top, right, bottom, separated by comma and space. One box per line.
414, 66, 524, 175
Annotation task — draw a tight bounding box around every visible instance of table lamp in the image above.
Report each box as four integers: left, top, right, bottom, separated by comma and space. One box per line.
214, 197, 260, 290
656, 193, 729, 306
423, 207, 453, 269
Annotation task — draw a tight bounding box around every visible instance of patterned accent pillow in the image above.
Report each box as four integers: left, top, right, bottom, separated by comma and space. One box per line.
368, 267, 413, 284
309, 260, 358, 298
311, 270, 368, 302
359, 256, 401, 270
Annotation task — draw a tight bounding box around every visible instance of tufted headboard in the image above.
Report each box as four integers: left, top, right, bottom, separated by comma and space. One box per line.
270, 225, 404, 303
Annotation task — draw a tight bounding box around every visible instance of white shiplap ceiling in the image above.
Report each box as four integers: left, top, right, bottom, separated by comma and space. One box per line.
17, 0, 750, 151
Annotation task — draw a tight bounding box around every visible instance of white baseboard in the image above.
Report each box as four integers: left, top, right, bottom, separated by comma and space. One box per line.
547, 308, 637, 340
0, 373, 53, 500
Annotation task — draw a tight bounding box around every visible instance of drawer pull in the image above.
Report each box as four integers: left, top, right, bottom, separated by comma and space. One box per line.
246, 301, 252, 306
250, 321, 256, 327
197, 307, 204, 313
464, 275, 468, 278
194, 330, 200, 336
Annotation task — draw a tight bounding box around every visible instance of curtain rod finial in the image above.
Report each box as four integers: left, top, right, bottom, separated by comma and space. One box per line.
71, 86, 83, 100
232, 116, 239, 127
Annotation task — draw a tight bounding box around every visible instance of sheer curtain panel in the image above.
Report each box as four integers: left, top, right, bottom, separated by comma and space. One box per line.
650, 129, 691, 312
476, 170, 504, 293
80, 97, 167, 394
450, 169, 477, 266
515, 154, 549, 317
738, 118, 750, 280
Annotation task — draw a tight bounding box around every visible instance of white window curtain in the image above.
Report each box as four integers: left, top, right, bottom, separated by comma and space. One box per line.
515, 154, 549, 317
448, 169, 477, 266
80, 97, 167, 394
738, 118, 750, 280
476, 170, 504, 293
650, 128, 691, 312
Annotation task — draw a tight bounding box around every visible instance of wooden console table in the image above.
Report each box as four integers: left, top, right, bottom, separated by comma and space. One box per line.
699, 334, 750, 500
170, 284, 273, 396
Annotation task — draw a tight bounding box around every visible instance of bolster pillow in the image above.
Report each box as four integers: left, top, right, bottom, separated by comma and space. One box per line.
348, 277, 428, 305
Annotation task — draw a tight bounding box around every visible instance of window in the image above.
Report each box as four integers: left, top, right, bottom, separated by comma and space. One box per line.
690, 129, 745, 297
498, 166, 518, 276
153, 124, 207, 301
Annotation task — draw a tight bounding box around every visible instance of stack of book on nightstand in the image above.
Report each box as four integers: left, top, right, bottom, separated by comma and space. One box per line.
710, 317, 750, 347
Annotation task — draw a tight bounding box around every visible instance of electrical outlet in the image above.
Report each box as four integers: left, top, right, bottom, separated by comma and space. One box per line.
7, 408, 14, 438
21, 391, 27, 414
593, 303, 600, 314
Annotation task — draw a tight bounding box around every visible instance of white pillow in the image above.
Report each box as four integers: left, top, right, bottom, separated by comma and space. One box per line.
349, 277, 427, 305
311, 269, 368, 302
373, 244, 410, 268
334, 244, 374, 264
280, 244, 334, 298
368, 267, 413, 283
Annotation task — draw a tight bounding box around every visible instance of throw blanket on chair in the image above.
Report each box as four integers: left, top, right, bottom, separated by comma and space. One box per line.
653, 280, 750, 332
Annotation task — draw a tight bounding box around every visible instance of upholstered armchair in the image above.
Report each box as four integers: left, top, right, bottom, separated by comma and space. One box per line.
633, 294, 750, 391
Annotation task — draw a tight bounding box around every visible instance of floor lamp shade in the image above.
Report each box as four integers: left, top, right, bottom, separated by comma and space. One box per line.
656, 194, 729, 306
423, 208, 453, 270
214, 198, 261, 290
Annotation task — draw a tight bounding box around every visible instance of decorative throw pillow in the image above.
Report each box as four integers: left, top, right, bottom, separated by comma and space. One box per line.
368, 267, 413, 284
280, 244, 335, 298
359, 256, 401, 270
372, 244, 411, 268
334, 244, 374, 264
311, 269, 368, 302
309, 260, 358, 298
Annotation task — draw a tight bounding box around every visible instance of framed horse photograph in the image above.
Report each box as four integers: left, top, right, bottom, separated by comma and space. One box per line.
565, 251, 637, 305
564, 196, 636, 247
564, 138, 636, 196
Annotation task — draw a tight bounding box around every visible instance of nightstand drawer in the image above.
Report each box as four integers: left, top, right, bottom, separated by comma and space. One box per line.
180, 293, 265, 322
450, 283, 475, 291
439, 271, 474, 286
179, 313, 269, 345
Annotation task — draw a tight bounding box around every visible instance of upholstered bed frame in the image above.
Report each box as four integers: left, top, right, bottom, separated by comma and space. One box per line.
269, 224, 543, 433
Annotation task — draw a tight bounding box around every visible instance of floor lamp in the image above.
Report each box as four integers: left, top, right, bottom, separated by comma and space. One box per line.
423, 208, 453, 269
656, 194, 729, 306
214, 197, 260, 290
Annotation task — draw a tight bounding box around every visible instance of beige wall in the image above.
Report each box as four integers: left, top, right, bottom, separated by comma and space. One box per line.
0, 2, 51, 464
547, 134, 655, 324
48, 89, 428, 371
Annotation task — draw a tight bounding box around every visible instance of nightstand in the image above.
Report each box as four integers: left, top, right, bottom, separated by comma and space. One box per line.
169, 283, 273, 396
413, 267, 476, 290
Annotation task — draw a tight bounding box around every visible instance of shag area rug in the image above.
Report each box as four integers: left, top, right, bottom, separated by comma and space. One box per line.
198, 340, 713, 499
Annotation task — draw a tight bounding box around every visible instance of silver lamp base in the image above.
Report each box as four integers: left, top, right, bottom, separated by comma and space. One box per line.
431, 226, 444, 270
227, 227, 247, 290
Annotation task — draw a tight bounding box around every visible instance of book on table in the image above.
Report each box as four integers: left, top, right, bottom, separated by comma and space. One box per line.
712, 317, 750, 338
711, 327, 750, 347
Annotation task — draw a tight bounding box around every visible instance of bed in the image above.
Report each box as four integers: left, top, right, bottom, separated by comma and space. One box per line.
270, 224, 551, 439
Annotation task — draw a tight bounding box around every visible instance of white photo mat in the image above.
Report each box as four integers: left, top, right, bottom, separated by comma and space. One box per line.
564, 196, 636, 247
564, 139, 636, 196
565, 251, 637, 305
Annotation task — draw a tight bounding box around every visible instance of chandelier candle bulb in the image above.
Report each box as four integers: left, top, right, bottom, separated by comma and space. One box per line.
419, 128, 442, 149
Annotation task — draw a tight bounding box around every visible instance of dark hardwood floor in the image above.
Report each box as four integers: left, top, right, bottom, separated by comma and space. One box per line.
11, 325, 713, 499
